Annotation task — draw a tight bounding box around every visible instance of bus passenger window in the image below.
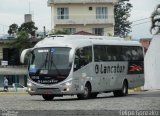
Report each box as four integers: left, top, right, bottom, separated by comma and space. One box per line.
74, 46, 92, 71
107, 46, 119, 61
94, 45, 108, 62
137, 47, 144, 61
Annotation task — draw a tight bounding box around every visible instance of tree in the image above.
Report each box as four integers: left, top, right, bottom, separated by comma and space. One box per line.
48, 29, 70, 35
8, 31, 32, 52
150, 4, 160, 35
18, 21, 38, 36
8, 23, 18, 36
7, 31, 34, 65
114, 0, 132, 38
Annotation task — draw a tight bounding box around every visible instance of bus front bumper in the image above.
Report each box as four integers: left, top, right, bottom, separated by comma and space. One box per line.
27, 81, 80, 95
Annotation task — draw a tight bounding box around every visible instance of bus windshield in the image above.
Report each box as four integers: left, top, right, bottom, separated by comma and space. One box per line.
29, 47, 71, 77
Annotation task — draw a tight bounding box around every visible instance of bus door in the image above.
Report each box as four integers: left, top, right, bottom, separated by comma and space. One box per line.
73, 46, 93, 91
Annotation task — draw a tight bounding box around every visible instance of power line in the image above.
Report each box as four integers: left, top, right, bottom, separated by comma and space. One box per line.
132, 21, 151, 26
131, 17, 151, 23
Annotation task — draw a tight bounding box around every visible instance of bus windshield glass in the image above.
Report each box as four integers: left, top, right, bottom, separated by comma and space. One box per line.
28, 47, 71, 77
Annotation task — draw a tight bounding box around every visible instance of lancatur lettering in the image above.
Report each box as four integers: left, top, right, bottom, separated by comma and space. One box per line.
95, 64, 125, 74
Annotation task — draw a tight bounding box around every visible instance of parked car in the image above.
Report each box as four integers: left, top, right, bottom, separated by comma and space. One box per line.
0, 83, 27, 92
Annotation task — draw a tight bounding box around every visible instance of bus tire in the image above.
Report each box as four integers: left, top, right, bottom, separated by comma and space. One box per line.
113, 80, 128, 97
77, 83, 91, 99
42, 94, 54, 101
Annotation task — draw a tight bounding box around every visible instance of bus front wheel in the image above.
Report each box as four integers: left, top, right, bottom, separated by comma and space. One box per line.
113, 80, 128, 97
77, 83, 91, 99
42, 94, 54, 101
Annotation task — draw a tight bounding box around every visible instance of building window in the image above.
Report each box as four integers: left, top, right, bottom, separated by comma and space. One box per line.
92, 28, 104, 36
3, 48, 20, 65
57, 8, 69, 19
63, 28, 76, 34
96, 7, 107, 19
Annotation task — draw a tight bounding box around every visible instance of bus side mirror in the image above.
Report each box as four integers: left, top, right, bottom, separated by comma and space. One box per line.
69, 49, 74, 64
20, 48, 32, 64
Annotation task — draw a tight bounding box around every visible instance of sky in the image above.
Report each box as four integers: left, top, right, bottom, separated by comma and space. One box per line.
0, 0, 160, 39
129, 0, 160, 39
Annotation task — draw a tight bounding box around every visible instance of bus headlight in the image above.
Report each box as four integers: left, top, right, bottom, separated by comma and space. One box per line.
66, 88, 70, 91
65, 82, 72, 86
28, 87, 32, 92
27, 82, 32, 87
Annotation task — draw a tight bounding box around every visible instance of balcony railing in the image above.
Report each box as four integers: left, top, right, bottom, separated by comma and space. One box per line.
54, 15, 114, 25
48, 0, 118, 5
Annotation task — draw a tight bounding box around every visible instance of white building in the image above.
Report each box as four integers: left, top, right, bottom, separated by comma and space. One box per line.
144, 35, 160, 89
47, 0, 117, 35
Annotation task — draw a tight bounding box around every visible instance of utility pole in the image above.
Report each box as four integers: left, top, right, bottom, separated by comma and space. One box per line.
43, 26, 46, 37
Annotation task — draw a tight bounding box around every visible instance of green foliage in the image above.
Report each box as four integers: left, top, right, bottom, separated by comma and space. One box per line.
18, 21, 38, 36
7, 31, 32, 52
107, 33, 113, 36
114, 0, 132, 38
8, 23, 18, 36
49, 29, 70, 35
7, 22, 38, 65
150, 4, 160, 35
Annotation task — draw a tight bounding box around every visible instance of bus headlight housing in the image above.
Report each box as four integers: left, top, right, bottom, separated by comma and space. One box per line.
28, 87, 32, 92
65, 82, 72, 86
61, 81, 72, 92
66, 88, 70, 91
27, 82, 32, 87
61, 80, 72, 87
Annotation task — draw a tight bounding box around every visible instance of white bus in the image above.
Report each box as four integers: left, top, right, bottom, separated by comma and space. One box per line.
20, 35, 144, 100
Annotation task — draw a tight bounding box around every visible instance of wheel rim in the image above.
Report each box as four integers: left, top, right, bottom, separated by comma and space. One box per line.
84, 87, 89, 97
123, 85, 126, 94
123, 82, 127, 94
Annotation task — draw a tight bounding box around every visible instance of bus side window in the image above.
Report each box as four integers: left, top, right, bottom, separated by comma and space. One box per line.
106, 46, 119, 61
121, 46, 144, 61
121, 47, 132, 61
94, 45, 108, 62
138, 47, 144, 61
74, 46, 92, 71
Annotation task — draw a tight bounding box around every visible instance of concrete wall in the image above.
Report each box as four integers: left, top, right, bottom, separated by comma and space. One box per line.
144, 35, 160, 89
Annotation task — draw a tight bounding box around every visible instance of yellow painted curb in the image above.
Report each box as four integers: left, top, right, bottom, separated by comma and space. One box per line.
129, 87, 143, 92
0, 92, 28, 94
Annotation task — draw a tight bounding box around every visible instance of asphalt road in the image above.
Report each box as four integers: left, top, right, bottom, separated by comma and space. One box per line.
0, 90, 160, 116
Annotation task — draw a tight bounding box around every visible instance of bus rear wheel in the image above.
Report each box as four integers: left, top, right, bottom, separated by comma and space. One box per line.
42, 94, 54, 101
77, 83, 91, 100
113, 80, 128, 97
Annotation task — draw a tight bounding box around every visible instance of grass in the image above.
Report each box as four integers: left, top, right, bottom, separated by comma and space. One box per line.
0, 91, 28, 94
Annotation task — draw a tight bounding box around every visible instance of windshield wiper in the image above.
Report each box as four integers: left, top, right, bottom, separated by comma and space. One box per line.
35, 52, 49, 74
50, 53, 62, 76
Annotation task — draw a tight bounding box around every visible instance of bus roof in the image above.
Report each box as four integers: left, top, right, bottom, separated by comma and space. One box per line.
35, 35, 142, 49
